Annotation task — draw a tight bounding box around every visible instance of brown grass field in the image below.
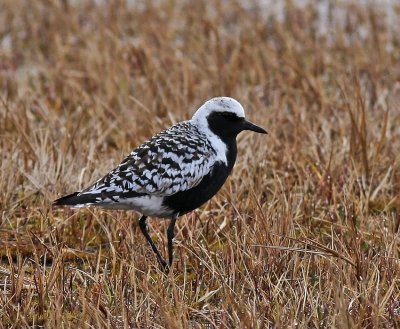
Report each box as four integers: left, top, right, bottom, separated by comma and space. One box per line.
1, 0, 400, 327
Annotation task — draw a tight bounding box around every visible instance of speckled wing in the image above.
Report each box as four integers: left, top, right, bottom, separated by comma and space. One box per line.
80, 121, 218, 201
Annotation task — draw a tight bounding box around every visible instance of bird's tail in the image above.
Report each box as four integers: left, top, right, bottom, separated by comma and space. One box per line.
53, 192, 97, 207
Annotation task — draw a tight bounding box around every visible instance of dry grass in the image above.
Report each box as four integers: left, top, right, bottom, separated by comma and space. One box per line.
1, 0, 400, 327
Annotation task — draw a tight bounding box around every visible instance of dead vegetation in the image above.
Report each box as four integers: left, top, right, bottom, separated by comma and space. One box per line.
0, 0, 399, 327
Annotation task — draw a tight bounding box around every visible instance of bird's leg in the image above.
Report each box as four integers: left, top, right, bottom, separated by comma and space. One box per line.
167, 213, 179, 269
139, 215, 167, 270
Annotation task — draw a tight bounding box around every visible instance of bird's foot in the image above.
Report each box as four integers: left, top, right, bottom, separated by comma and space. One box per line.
157, 256, 175, 274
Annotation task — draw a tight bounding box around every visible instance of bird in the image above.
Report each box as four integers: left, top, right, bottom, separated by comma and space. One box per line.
54, 97, 267, 271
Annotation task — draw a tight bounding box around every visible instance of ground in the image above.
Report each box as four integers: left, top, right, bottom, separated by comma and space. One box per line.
0, 0, 399, 327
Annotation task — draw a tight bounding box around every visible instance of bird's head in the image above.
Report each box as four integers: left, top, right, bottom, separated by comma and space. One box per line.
192, 97, 267, 139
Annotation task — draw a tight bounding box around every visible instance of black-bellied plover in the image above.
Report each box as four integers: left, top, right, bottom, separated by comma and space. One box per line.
54, 97, 267, 271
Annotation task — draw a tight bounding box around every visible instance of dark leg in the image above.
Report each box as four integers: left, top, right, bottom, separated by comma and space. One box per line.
167, 213, 179, 269
139, 215, 167, 270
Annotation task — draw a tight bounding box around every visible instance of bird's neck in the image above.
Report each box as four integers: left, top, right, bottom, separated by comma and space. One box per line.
223, 137, 238, 171
206, 129, 238, 170
193, 120, 237, 169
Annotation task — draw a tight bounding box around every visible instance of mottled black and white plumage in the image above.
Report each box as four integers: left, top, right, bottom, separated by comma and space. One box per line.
54, 97, 267, 271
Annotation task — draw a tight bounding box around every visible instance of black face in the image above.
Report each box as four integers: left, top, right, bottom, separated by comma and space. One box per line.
207, 111, 267, 142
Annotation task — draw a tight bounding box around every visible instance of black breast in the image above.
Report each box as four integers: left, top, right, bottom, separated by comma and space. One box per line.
163, 138, 237, 215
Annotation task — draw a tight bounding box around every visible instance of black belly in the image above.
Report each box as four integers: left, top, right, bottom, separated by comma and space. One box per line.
162, 163, 232, 215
